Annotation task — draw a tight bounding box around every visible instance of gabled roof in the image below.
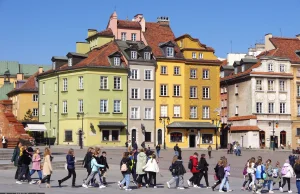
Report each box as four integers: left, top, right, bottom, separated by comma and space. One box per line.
117, 20, 141, 29
86, 28, 114, 40
7, 71, 39, 96
175, 34, 215, 52
143, 22, 183, 58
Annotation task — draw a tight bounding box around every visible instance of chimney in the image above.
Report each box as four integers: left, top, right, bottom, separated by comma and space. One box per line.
157, 16, 170, 26
38, 67, 43, 74
16, 73, 24, 81
265, 33, 275, 51
296, 34, 300, 40
134, 14, 145, 32
87, 29, 97, 38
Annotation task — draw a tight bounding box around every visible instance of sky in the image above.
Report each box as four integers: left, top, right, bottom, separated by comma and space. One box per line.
0, 0, 299, 64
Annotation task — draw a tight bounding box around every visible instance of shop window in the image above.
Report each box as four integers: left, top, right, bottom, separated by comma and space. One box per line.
102, 130, 109, 141
202, 134, 213, 144
170, 132, 183, 142
112, 130, 119, 141
64, 130, 73, 142
145, 132, 151, 142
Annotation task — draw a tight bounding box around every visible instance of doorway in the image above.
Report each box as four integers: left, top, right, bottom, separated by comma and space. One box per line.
158, 129, 162, 145
270, 135, 279, 149
189, 134, 196, 148
131, 129, 136, 143
259, 131, 265, 148
280, 131, 286, 147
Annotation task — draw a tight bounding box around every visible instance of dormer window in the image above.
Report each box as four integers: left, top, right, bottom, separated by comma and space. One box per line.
241, 65, 245, 72
131, 33, 136, 41
114, 57, 120, 66
280, 64, 285, 72
68, 58, 72, 67
192, 52, 196, 59
131, 51, 137, 59
268, 63, 274, 72
144, 52, 151, 60
166, 47, 174, 57
234, 67, 238, 74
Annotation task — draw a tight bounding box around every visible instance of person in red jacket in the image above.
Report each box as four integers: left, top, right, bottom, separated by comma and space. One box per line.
187, 152, 200, 188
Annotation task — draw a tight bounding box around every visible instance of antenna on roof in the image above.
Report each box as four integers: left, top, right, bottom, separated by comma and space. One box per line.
280, 28, 282, 37
126, 15, 128, 20
114, 5, 116, 11
230, 40, 232, 53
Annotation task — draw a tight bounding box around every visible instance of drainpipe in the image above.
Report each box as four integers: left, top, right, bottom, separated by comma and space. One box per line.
57, 72, 60, 145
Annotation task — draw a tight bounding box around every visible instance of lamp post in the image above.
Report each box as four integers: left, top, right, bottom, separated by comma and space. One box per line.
77, 112, 84, 149
212, 119, 222, 150
269, 120, 278, 151
49, 102, 52, 148
159, 116, 170, 150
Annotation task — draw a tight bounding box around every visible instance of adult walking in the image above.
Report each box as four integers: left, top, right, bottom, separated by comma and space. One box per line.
187, 152, 199, 188
143, 153, 159, 188
16, 146, 34, 184
212, 159, 224, 191
38, 147, 52, 188
280, 159, 294, 193
294, 159, 300, 194
136, 149, 148, 188
82, 147, 93, 181
99, 151, 109, 185
30, 148, 42, 181
156, 144, 161, 158
118, 152, 132, 191
58, 148, 76, 187
198, 154, 210, 188
166, 155, 186, 189
11, 142, 22, 179
208, 145, 212, 159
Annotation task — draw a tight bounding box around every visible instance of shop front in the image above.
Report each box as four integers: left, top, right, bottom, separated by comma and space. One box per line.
23, 122, 47, 145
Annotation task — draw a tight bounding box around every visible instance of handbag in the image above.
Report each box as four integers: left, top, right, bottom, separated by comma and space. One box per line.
214, 174, 219, 181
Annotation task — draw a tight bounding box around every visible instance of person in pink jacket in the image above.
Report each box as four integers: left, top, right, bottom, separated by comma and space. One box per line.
30, 148, 42, 181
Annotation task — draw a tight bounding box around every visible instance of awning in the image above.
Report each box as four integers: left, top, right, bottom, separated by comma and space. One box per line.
98, 122, 126, 128
167, 122, 216, 129
25, 124, 47, 132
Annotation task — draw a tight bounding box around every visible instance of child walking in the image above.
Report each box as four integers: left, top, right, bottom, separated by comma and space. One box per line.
166, 155, 186, 189
30, 148, 42, 181
272, 161, 282, 190
218, 158, 232, 192
37, 148, 52, 188
118, 152, 132, 191
143, 153, 159, 188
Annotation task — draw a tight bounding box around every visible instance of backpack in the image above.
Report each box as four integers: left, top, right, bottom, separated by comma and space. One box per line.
281, 166, 288, 176
188, 159, 193, 170
242, 166, 247, 175
121, 162, 128, 172
272, 168, 279, 178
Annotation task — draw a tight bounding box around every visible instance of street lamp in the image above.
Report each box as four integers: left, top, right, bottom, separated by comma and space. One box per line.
49, 102, 52, 148
159, 116, 170, 150
212, 119, 222, 150
77, 112, 84, 149
269, 120, 278, 151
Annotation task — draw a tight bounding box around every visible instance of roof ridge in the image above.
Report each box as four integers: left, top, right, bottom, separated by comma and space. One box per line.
271, 36, 299, 41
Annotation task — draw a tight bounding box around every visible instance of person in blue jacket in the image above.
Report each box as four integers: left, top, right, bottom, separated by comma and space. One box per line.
58, 149, 76, 187
254, 159, 265, 194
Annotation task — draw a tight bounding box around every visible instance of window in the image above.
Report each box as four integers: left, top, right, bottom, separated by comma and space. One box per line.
235, 106, 239, 115
256, 80, 262, 90
166, 47, 174, 57
297, 104, 300, 116
54, 104, 57, 113
241, 65, 245, 72
145, 108, 153, 119
144, 89, 152, 99
203, 69, 209, 79
131, 88, 139, 99
234, 67, 238, 74
121, 32, 126, 41
202, 134, 213, 144
203, 87, 210, 99
192, 52, 196, 59
235, 84, 238, 94
100, 100, 108, 113
33, 108, 38, 117
102, 130, 109, 141
100, 76, 108, 89
256, 102, 262, 113
280, 64, 285, 72
114, 77, 121, 90
114, 57, 120, 66
144, 70, 152, 80
63, 78, 68, 91
170, 132, 182, 142
190, 106, 197, 118
145, 132, 151, 142
42, 104, 45, 116
203, 106, 210, 119
160, 105, 167, 117
113, 100, 121, 113
298, 85, 300, 97
224, 87, 227, 93
65, 130, 73, 142
78, 76, 83, 89
179, 40, 183, 48
268, 80, 274, 91
78, 99, 83, 113
54, 82, 57, 92
112, 130, 119, 141
161, 66, 167, 74
279, 80, 286, 91
130, 69, 138, 80
173, 105, 180, 117
297, 128, 300, 136
190, 86, 197, 98
199, 53, 203, 59
130, 107, 140, 119
144, 52, 151, 60
268, 63, 273, 72
131, 33, 136, 41
68, 58, 72, 67
280, 102, 286, 114
131, 51, 137, 59
268, 103, 274, 113
42, 83, 45, 95
173, 85, 180, 96
174, 66, 180, 75
63, 101, 67, 113
160, 84, 167, 96
33, 94, 38, 102
190, 69, 197, 78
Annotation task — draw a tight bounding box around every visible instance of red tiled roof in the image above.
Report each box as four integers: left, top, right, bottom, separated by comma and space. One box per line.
143, 22, 183, 58
7, 71, 39, 96
228, 115, 257, 121
221, 59, 228, 66
117, 20, 141, 29
256, 49, 278, 58
230, 126, 260, 132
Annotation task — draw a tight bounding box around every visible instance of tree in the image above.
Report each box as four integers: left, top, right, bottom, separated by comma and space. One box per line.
24, 109, 33, 121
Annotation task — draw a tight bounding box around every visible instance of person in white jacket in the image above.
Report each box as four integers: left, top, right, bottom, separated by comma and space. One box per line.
143, 153, 159, 188
247, 157, 256, 191
280, 159, 294, 193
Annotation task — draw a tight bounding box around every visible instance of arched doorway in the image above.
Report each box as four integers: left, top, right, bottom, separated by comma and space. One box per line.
259, 131, 265, 148
280, 131, 286, 147
158, 129, 162, 145
131, 129, 136, 143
